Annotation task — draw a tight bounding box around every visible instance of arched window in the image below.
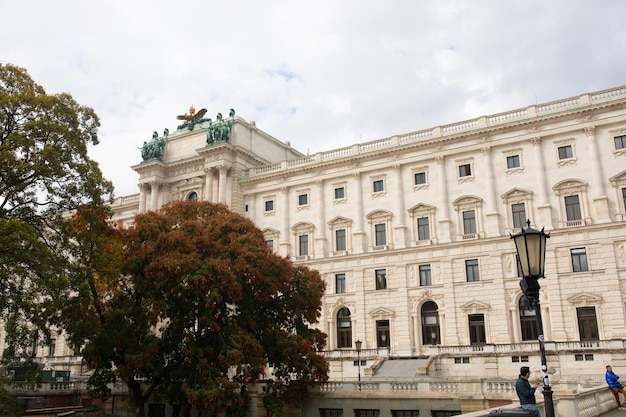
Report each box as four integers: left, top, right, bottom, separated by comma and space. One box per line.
421, 301, 440, 345
187, 191, 198, 201
519, 297, 537, 341
336, 308, 352, 348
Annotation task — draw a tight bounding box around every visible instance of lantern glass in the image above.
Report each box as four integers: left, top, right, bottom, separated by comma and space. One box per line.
512, 223, 548, 278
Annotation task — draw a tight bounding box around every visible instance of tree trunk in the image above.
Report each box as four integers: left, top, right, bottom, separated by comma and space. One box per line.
127, 380, 147, 417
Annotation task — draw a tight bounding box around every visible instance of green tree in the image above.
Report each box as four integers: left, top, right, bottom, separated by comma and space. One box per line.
0, 63, 113, 365
58, 201, 328, 417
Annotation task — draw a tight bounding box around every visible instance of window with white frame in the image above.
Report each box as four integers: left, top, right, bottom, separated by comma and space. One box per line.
367, 210, 392, 249
298, 234, 308, 256
375, 223, 386, 246
555, 140, 577, 167
264, 199, 274, 212
501, 188, 533, 232
263, 228, 279, 253
503, 148, 524, 176
372, 179, 385, 193
292, 222, 314, 258
335, 273, 346, 294
553, 179, 588, 227
297, 191, 309, 208
456, 158, 475, 183
408, 203, 436, 245
419, 264, 432, 286
465, 259, 480, 282
375, 269, 387, 290
453, 196, 483, 239
571, 247, 589, 272
414, 171, 426, 185
328, 216, 352, 254
333, 182, 347, 204
412, 167, 429, 191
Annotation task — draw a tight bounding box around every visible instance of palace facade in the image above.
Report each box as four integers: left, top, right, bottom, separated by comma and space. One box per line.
12, 86, 626, 416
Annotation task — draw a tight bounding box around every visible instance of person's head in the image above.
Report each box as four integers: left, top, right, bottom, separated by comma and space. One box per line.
520, 366, 530, 378
607, 365, 613, 371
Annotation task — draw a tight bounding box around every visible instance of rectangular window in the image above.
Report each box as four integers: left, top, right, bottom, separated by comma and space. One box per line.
392, 411, 419, 417
376, 320, 390, 347
459, 163, 472, 177
355, 410, 380, 417
571, 247, 589, 272
266, 239, 274, 251
463, 210, 477, 235
264, 200, 274, 212
417, 217, 430, 240
511, 203, 526, 228
373, 180, 384, 193
335, 273, 346, 294
622, 188, 626, 211
414, 172, 426, 185
320, 409, 343, 417
298, 235, 308, 256
558, 145, 573, 159
335, 229, 346, 251
375, 269, 387, 290
506, 155, 520, 169
577, 306, 599, 341
48, 338, 56, 357
565, 195, 582, 221
465, 259, 480, 282
334, 187, 345, 199
469, 314, 486, 345
614, 135, 626, 150
419, 264, 432, 286
298, 193, 308, 206
375, 223, 386, 246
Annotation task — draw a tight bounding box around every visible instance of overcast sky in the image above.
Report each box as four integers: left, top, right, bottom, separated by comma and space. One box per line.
3, 1, 626, 197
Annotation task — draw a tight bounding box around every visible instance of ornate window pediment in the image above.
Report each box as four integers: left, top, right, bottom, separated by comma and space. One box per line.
460, 300, 490, 313
567, 292, 602, 306
369, 307, 395, 319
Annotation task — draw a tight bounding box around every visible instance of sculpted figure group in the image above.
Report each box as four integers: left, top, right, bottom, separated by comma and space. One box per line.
206, 109, 235, 145
140, 132, 166, 161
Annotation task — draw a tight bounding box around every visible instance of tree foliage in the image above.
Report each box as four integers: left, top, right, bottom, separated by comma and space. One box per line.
58, 201, 328, 417
0, 63, 113, 363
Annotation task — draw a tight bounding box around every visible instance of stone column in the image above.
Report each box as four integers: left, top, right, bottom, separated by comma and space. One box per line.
436, 156, 452, 243
531, 137, 553, 229
352, 172, 365, 253
315, 180, 326, 256
585, 126, 610, 222
217, 166, 229, 204
279, 186, 290, 256
204, 168, 214, 202
138, 183, 147, 213
393, 164, 407, 248
482, 146, 500, 237
149, 181, 160, 212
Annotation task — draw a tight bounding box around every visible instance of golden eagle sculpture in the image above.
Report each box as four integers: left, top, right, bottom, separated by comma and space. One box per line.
176, 105, 208, 130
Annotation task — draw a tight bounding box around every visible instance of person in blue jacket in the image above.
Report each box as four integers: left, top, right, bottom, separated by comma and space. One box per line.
606, 365, 626, 409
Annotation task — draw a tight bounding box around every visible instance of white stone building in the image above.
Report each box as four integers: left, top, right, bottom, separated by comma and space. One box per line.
13, 86, 626, 416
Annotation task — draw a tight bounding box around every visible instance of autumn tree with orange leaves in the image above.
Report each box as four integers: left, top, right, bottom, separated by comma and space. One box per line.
58, 201, 328, 417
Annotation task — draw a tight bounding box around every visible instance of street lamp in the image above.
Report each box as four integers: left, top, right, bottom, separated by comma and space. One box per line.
511, 220, 554, 417
355, 339, 362, 391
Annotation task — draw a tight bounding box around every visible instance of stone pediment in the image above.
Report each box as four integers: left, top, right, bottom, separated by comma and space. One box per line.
609, 170, 626, 186
567, 292, 602, 306
408, 203, 436, 213
459, 300, 490, 313
452, 195, 482, 206
501, 187, 533, 200
369, 307, 395, 319
327, 216, 352, 226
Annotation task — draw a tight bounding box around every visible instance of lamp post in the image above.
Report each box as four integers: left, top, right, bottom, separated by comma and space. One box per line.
355, 339, 362, 391
511, 220, 554, 417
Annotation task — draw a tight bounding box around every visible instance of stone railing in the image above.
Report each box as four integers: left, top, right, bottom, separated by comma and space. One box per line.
245, 84, 626, 178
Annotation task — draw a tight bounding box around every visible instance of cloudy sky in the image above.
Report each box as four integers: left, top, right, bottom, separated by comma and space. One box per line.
3, 1, 626, 196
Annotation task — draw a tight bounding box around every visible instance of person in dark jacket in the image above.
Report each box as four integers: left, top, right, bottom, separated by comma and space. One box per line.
515, 366, 541, 417
606, 365, 626, 409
